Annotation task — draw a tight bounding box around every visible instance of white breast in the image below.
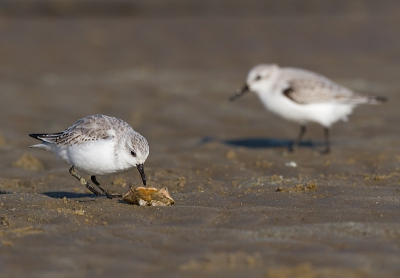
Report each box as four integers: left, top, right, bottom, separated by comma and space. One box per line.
65, 140, 121, 175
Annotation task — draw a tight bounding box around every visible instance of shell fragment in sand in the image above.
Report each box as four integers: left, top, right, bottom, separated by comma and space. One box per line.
123, 186, 175, 206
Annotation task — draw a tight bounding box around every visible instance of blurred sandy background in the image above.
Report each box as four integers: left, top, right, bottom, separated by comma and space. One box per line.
0, 1, 400, 277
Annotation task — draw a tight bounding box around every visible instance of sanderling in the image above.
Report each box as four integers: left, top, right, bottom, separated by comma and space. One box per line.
29, 114, 149, 198
230, 64, 386, 153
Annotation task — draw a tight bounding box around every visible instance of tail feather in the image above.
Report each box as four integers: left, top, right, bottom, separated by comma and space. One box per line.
30, 142, 50, 149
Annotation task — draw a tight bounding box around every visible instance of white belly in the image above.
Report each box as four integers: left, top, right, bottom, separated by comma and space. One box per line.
63, 140, 131, 176
258, 93, 355, 127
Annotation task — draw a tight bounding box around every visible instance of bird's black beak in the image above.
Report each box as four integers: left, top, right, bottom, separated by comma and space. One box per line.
229, 84, 249, 101
136, 163, 146, 186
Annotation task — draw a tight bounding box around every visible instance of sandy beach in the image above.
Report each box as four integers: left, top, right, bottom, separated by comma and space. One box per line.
1, 1, 400, 277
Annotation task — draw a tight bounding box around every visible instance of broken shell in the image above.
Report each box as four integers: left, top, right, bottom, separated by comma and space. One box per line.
123, 186, 175, 206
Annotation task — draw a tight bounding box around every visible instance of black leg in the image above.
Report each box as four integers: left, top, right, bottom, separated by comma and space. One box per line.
69, 166, 102, 196
91, 175, 100, 186
91, 176, 122, 199
290, 125, 306, 152
321, 127, 330, 154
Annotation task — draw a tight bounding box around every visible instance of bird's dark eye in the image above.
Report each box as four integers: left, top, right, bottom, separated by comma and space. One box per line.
131, 150, 137, 157
255, 75, 261, 81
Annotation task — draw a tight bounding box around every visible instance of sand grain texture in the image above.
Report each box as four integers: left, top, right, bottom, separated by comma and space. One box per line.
1, 1, 400, 277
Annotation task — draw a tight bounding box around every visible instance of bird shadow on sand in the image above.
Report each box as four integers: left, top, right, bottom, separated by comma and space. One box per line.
200, 137, 322, 149
42, 191, 99, 199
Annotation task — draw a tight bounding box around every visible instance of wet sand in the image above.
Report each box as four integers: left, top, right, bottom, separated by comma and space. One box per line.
1, 1, 400, 277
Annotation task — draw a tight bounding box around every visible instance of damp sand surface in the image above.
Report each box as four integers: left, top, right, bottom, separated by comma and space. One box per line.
1, 2, 400, 277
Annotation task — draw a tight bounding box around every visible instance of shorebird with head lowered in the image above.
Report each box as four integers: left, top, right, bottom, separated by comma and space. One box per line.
230, 64, 387, 153
29, 114, 149, 198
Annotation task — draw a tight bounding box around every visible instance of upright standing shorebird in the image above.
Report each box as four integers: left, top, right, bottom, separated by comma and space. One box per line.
230, 64, 387, 153
29, 114, 149, 198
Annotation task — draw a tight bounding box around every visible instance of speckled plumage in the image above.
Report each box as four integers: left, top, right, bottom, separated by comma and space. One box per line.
29, 114, 149, 197
37, 115, 132, 145
231, 64, 386, 153
277, 68, 380, 105
279, 68, 354, 104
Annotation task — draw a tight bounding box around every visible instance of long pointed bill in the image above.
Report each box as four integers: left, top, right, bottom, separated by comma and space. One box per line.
136, 163, 146, 186
229, 84, 249, 101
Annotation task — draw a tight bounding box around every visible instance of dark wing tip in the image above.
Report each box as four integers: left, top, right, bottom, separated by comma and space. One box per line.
29, 132, 64, 144
29, 133, 42, 140
375, 96, 388, 103
368, 96, 388, 104
29, 133, 51, 140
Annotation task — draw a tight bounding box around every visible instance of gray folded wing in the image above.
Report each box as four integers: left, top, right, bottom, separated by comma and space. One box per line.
281, 69, 368, 105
